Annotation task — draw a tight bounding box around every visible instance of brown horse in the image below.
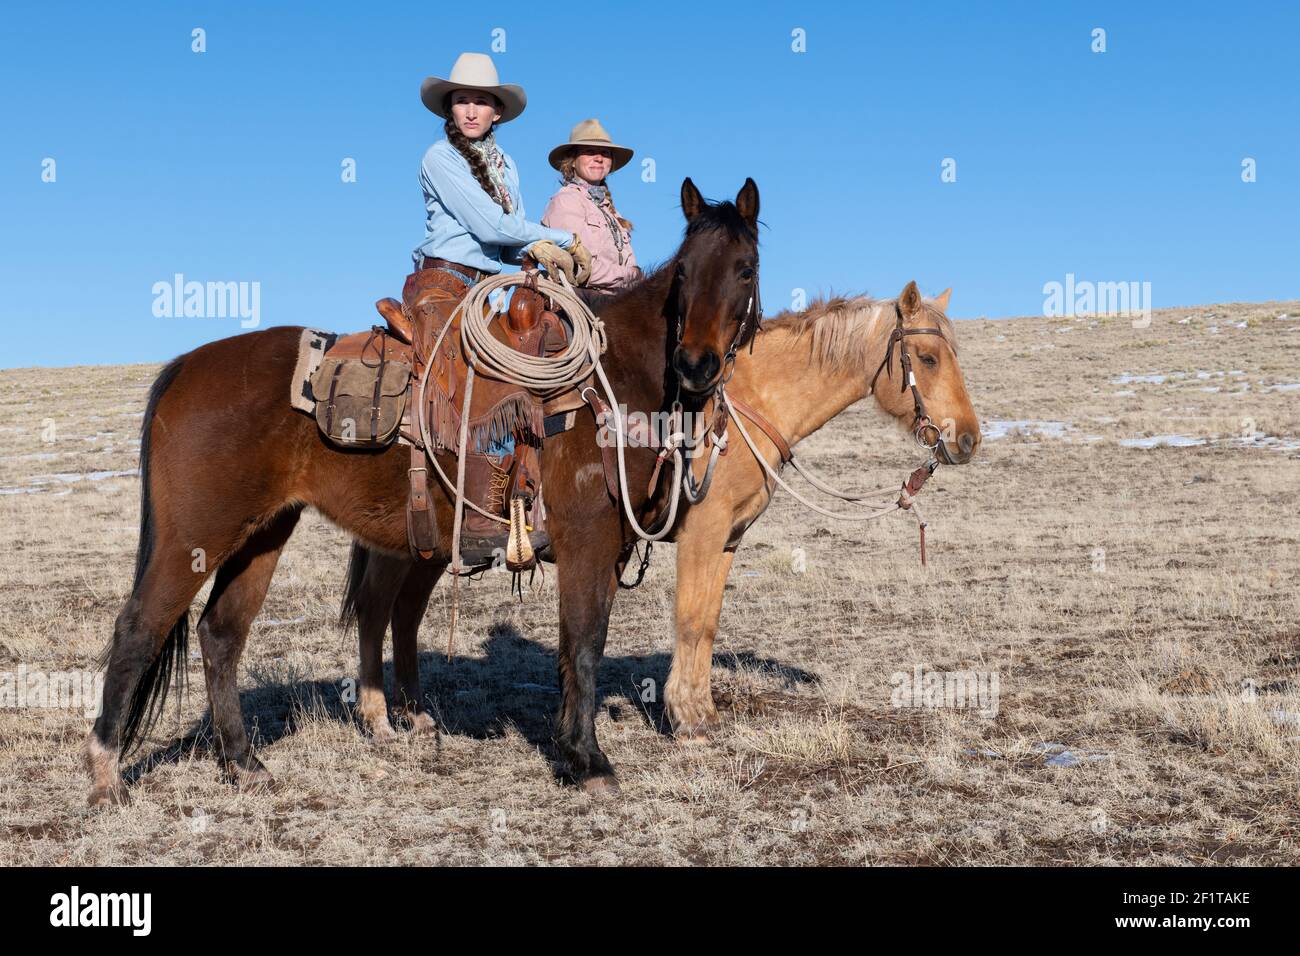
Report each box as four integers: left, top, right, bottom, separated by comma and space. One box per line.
343, 281, 980, 758
86, 177, 761, 805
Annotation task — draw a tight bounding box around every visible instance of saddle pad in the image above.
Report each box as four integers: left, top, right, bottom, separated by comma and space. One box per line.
290, 328, 338, 414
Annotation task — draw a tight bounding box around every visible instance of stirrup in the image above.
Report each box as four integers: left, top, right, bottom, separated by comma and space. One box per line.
505, 496, 536, 572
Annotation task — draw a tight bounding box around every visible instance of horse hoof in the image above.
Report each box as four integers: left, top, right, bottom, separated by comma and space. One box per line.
407, 713, 436, 736
369, 722, 398, 743
581, 773, 620, 796
87, 785, 129, 808
676, 731, 713, 746
231, 761, 275, 793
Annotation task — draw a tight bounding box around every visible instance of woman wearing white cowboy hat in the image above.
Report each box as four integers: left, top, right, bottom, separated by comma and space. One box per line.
412, 51, 590, 564
541, 119, 640, 291
413, 51, 591, 286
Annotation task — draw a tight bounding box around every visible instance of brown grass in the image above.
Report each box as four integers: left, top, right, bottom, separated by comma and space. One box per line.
2, 299, 1299, 865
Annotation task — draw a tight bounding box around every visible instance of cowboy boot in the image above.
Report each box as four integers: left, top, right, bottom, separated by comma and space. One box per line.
457, 451, 512, 567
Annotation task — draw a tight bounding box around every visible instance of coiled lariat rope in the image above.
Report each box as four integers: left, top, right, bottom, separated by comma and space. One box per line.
414, 269, 700, 655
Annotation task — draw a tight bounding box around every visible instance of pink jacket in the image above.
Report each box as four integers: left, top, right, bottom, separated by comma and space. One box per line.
541, 182, 639, 290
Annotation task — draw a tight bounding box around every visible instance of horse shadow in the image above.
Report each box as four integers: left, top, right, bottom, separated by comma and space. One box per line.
123, 623, 820, 786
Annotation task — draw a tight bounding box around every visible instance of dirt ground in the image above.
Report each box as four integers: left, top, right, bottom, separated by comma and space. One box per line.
2, 298, 1298, 865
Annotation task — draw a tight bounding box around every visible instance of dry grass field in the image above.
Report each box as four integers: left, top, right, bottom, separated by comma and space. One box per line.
2, 299, 1298, 866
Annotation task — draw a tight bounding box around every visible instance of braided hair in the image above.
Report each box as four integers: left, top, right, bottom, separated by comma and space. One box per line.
443, 108, 503, 208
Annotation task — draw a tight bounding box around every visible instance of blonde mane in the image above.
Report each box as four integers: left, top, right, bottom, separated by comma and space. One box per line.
757, 294, 958, 375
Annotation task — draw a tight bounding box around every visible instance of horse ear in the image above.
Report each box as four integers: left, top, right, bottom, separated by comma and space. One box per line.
681, 178, 704, 222
899, 280, 923, 317
932, 287, 952, 312
735, 177, 759, 231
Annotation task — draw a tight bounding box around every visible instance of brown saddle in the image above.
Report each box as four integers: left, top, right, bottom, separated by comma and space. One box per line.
309, 268, 592, 560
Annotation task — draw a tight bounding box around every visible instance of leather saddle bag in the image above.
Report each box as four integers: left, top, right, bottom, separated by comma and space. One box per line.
310, 328, 412, 448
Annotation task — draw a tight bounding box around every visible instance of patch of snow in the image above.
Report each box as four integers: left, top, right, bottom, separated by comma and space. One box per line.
1111, 374, 1166, 385
981, 420, 1070, 441
1120, 435, 1207, 449
32, 470, 138, 484
1035, 742, 1109, 768
513, 682, 559, 694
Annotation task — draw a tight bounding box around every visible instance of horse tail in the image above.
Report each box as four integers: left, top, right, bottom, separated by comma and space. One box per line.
115, 356, 191, 755
339, 541, 370, 630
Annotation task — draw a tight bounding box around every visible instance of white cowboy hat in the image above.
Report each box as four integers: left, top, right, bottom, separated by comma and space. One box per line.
548, 118, 634, 172
420, 52, 526, 124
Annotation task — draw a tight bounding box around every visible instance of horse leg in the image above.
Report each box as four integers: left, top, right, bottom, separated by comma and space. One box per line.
553, 529, 623, 793
665, 542, 736, 742
391, 559, 443, 734
349, 548, 409, 740
195, 508, 300, 789
86, 543, 213, 807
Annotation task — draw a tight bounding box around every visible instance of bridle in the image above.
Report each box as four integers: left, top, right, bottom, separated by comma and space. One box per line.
869, 302, 951, 453
673, 255, 762, 396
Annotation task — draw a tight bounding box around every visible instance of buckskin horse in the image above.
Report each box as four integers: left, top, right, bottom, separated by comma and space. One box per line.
343, 282, 980, 759
86, 177, 761, 805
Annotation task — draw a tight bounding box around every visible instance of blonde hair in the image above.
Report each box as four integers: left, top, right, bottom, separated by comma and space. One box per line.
558, 155, 633, 232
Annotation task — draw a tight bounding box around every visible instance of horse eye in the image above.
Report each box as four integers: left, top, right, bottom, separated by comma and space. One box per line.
740, 267, 755, 280
920, 354, 938, 368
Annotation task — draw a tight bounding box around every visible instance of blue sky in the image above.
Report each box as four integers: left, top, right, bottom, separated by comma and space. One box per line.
2, 1, 1296, 368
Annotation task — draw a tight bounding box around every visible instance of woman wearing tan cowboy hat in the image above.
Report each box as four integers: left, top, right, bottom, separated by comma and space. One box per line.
414, 52, 591, 287
412, 51, 590, 563
541, 119, 640, 291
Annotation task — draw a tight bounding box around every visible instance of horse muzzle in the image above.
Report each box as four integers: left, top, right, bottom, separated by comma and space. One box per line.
936, 429, 980, 465
673, 347, 722, 395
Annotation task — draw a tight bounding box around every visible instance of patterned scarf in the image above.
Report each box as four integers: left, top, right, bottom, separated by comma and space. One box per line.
567, 178, 626, 256
468, 132, 513, 213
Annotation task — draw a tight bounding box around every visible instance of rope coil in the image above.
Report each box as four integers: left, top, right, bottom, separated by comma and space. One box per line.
415, 270, 690, 577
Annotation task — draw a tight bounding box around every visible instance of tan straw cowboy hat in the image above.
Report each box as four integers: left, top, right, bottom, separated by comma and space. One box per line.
548, 119, 634, 172
420, 52, 527, 124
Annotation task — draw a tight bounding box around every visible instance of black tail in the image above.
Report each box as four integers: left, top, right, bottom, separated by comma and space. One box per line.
339, 542, 370, 630
114, 356, 191, 756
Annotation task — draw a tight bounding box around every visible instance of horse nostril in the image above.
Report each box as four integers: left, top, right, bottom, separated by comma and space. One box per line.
675, 349, 721, 390
959, 432, 975, 456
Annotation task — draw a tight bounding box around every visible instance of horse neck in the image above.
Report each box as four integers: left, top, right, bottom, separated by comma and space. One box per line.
588, 259, 677, 408
730, 310, 882, 449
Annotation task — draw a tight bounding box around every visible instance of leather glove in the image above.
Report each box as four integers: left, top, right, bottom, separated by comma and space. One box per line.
567, 234, 593, 287
527, 240, 578, 285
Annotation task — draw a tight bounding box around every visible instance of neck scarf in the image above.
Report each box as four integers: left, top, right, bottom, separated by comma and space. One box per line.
567, 178, 626, 256
468, 132, 513, 213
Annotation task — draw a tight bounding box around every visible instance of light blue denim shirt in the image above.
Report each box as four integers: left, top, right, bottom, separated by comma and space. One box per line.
413, 139, 572, 272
